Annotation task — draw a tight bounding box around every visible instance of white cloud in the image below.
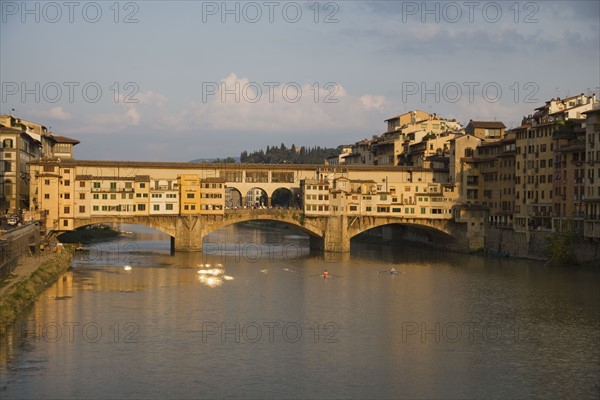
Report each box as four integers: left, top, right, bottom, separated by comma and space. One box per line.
69, 73, 390, 135
360, 95, 387, 111
31, 106, 73, 121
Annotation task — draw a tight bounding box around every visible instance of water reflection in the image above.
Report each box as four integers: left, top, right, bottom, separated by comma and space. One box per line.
196, 266, 235, 287
0, 223, 598, 399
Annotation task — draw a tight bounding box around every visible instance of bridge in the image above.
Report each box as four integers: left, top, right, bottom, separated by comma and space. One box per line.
69, 208, 478, 253
28, 159, 488, 252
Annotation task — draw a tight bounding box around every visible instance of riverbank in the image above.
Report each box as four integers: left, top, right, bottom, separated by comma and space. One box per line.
485, 227, 600, 265
0, 247, 73, 336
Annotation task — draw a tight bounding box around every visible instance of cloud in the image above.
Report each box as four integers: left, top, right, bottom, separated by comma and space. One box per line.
68, 73, 390, 136
360, 95, 387, 111
31, 106, 73, 121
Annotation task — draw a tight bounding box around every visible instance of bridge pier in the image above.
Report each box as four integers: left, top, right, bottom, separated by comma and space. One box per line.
173, 216, 204, 252
319, 216, 351, 252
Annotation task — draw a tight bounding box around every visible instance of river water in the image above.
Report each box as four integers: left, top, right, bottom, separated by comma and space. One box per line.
1, 224, 598, 399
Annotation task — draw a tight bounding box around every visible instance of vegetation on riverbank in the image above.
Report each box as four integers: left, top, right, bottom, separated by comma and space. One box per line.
0, 250, 73, 336
57, 224, 120, 244
545, 230, 577, 265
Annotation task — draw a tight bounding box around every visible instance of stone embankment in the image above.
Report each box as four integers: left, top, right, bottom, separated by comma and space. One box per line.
0, 248, 73, 336
0, 224, 74, 336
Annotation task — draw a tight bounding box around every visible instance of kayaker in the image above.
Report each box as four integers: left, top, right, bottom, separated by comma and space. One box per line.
323, 270, 329, 279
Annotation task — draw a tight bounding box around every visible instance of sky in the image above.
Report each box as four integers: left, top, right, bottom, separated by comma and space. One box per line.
1, 0, 599, 161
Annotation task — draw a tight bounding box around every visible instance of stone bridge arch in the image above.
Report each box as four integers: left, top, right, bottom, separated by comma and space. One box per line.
72, 216, 179, 238
203, 211, 325, 240
346, 216, 454, 239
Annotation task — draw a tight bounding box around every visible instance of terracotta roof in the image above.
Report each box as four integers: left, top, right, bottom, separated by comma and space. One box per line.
52, 135, 80, 145
467, 121, 506, 129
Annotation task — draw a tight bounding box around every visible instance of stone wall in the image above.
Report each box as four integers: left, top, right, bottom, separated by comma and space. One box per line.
0, 224, 41, 280
485, 227, 600, 263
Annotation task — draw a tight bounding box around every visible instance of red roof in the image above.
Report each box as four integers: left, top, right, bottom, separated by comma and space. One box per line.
52, 135, 80, 145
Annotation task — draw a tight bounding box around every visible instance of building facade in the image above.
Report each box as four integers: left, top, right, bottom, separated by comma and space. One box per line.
0, 115, 78, 216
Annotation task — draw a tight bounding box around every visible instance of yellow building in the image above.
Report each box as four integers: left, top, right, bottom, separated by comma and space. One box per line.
464, 120, 506, 141
200, 178, 225, 213
1, 115, 78, 216
583, 107, 600, 239
372, 111, 461, 166
178, 174, 201, 214
301, 179, 331, 215
304, 167, 456, 220
514, 94, 597, 231
552, 120, 586, 233
475, 133, 516, 227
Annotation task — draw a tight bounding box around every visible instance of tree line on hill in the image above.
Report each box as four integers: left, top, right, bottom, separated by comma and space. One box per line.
240, 143, 340, 164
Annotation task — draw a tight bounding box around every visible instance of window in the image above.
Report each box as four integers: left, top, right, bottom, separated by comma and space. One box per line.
63, 220, 69, 227
102, 194, 108, 200
139, 183, 146, 188
79, 181, 85, 188
93, 194, 99, 199
110, 194, 116, 200
187, 193, 195, 199
64, 193, 70, 200
166, 204, 174, 211
93, 182, 100, 189
153, 204, 160, 211
64, 206, 70, 214
138, 204, 146, 211
45, 179, 50, 185
79, 206, 85, 213
110, 182, 117, 190
44, 194, 50, 199
93, 205, 99, 211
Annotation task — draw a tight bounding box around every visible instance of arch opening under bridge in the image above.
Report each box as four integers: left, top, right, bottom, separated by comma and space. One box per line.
348, 219, 466, 252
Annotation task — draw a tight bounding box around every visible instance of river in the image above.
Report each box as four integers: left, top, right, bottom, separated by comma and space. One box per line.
1, 224, 598, 399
